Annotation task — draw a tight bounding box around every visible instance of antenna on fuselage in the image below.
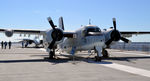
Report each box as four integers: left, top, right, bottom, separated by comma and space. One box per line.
89, 19, 91, 25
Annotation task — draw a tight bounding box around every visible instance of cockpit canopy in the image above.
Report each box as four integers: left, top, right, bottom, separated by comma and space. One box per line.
83, 25, 101, 36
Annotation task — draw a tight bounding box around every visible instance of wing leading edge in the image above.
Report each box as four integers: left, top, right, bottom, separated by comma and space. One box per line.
0, 28, 45, 35
120, 31, 150, 37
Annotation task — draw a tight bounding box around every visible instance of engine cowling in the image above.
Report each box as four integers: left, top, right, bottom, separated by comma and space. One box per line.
45, 28, 64, 43
5, 29, 14, 37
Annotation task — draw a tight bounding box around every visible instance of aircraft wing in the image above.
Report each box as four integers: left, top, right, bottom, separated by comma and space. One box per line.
120, 31, 150, 37
0, 28, 45, 34
0, 28, 45, 37
63, 31, 77, 38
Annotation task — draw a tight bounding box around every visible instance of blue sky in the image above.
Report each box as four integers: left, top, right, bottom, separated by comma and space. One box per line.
0, 0, 150, 42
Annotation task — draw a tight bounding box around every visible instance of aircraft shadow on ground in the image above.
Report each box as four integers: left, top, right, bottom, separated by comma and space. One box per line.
0, 55, 150, 64
0, 58, 71, 64
0, 54, 112, 65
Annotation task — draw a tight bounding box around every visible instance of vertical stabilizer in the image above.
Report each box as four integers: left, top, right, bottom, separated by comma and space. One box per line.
59, 17, 64, 30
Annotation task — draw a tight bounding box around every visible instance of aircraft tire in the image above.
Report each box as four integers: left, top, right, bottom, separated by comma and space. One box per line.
102, 50, 109, 58
95, 56, 102, 62
49, 51, 54, 59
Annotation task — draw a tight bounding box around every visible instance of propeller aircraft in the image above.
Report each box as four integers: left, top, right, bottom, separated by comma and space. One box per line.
0, 17, 150, 61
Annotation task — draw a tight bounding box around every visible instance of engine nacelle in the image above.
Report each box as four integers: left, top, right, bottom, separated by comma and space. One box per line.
45, 28, 64, 43
5, 29, 14, 37
103, 29, 121, 42
110, 30, 121, 41
43, 28, 64, 50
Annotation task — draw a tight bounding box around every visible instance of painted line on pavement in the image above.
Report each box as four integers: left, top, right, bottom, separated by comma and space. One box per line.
100, 62, 150, 78
39, 48, 46, 52
112, 52, 150, 56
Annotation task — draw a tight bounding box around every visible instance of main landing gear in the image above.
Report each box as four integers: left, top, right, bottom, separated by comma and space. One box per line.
45, 48, 55, 60
94, 47, 109, 62
95, 56, 102, 62
102, 48, 109, 58
49, 51, 55, 59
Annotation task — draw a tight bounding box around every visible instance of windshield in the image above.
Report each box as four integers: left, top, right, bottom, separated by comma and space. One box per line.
85, 28, 101, 36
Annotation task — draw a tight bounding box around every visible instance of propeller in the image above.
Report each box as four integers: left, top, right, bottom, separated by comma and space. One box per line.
47, 17, 56, 29
113, 18, 116, 30
120, 37, 131, 43
48, 39, 56, 49
47, 17, 63, 49
46, 17, 76, 59
105, 18, 130, 46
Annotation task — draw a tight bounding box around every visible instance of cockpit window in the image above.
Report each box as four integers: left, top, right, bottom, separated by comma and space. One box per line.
87, 28, 100, 32
85, 28, 101, 36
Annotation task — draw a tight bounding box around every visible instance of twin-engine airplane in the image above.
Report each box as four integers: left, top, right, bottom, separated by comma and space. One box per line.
0, 17, 150, 61
17, 36, 43, 48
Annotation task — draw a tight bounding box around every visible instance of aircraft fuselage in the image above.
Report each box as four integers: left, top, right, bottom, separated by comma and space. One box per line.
59, 25, 106, 53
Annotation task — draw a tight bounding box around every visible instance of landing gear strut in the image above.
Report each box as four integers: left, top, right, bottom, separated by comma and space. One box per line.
47, 48, 55, 59
94, 46, 103, 62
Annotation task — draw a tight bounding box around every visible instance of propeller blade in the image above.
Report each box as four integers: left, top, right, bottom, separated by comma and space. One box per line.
48, 40, 56, 49
120, 37, 130, 43
105, 38, 114, 46
47, 17, 56, 29
59, 17, 64, 30
112, 18, 116, 30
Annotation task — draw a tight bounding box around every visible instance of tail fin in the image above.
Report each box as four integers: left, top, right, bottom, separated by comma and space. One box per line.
59, 17, 64, 30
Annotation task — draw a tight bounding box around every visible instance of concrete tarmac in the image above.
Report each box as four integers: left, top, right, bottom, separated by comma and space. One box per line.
0, 45, 150, 81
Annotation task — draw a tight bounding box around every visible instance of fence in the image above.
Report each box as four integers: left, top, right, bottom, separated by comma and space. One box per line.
111, 42, 150, 52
